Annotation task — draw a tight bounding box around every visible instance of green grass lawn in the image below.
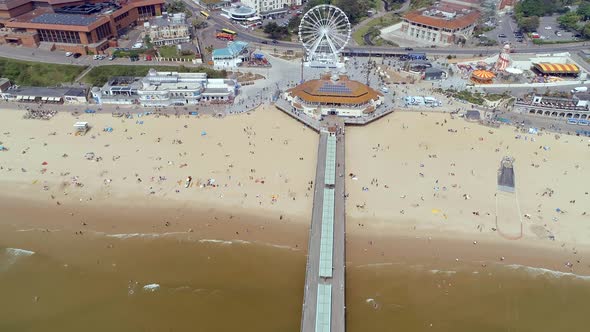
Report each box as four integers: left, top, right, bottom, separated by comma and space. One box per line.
158, 46, 178, 58
0, 57, 87, 86
353, 14, 401, 45
83, 65, 226, 86
158, 45, 196, 60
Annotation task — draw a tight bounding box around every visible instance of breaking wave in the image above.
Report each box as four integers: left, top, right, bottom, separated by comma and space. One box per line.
5, 248, 35, 257
143, 284, 160, 292
0, 248, 35, 272
199, 239, 233, 245
505, 264, 590, 281
107, 232, 188, 239
429, 269, 457, 275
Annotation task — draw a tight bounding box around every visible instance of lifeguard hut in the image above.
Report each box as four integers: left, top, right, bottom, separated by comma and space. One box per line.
74, 122, 90, 135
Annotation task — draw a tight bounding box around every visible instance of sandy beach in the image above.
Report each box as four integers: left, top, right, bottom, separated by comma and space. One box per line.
345, 111, 590, 274
0, 106, 318, 246
2, 106, 590, 272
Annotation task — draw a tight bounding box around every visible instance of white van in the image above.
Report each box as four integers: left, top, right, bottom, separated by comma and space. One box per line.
571, 87, 588, 93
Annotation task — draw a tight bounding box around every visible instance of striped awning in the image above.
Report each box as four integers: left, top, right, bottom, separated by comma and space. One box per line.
534, 63, 580, 74
472, 70, 495, 80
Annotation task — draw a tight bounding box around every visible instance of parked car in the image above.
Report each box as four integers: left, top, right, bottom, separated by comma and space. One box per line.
109, 55, 116, 61
498, 34, 506, 38
65, 52, 73, 57
405, 47, 413, 51
261, 40, 268, 44
545, 26, 552, 30
73, 53, 82, 58
571, 87, 588, 93
272, 39, 278, 44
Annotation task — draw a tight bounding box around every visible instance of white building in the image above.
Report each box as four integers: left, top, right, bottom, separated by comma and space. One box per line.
145, 13, 191, 46
212, 41, 249, 69
222, 5, 259, 21
91, 69, 237, 106
239, 0, 301, 16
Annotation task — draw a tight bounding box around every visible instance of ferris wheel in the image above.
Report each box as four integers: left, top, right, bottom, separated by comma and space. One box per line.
298, 4, 351, 67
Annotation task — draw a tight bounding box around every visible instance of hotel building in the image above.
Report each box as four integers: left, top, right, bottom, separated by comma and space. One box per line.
400, 1, 479, 46
0, 0, 164, 54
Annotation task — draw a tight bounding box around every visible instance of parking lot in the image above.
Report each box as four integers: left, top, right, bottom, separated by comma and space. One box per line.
484, 15, 527, 46
536, 15, 575, 41
484, 13, 577, 47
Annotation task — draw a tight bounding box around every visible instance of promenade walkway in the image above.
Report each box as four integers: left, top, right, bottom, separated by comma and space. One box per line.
300, 116, 346, 332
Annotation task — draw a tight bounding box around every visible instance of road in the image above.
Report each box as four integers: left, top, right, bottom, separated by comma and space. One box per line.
181, 0, 590, 54
357, 0, 411, 46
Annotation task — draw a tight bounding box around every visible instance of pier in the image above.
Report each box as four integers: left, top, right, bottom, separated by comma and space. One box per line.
300, 116, 346, 332
274, 103, 380, 332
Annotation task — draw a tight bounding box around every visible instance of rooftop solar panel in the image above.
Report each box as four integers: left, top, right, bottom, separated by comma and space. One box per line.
30, 13, 100, 26
318, 83, 352, 94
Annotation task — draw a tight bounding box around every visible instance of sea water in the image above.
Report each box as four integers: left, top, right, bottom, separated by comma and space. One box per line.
1, 228, 589, 331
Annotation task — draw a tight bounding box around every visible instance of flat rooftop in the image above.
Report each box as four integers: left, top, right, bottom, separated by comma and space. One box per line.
142, 81, 203, 91
54, 2, 121, 15
30, 13, 100, 26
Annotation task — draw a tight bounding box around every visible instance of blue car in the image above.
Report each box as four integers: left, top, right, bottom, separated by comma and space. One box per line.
85, 109, 96, 114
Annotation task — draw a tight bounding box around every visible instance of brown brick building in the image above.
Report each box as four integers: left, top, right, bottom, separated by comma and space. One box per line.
0, 0, 164, 54
400, 1, 480, 46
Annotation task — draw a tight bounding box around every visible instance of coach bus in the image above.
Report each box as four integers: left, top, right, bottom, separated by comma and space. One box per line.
221, 28, 237, 35
200, 11, 210, 19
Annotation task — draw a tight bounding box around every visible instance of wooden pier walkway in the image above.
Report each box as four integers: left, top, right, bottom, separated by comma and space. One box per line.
300, 116, 346, 332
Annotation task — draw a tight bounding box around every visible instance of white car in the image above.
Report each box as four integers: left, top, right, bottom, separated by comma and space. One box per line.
65, 52, 73, 57
545, 26, 552, 30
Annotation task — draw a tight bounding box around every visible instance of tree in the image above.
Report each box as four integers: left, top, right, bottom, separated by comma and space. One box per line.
288, 0, 330, 32
517, 16, 540, 32
583, 22, 590, 38
166, 0, 186, 13
166, 0, 191, 18
263, 22, 290, 39
143, 35, 153, 48
578, 3, 590, 21
333, 0, 369, 24
558, 11, 581, 30
515, 0, 564, 17
192, 18, 208, 29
